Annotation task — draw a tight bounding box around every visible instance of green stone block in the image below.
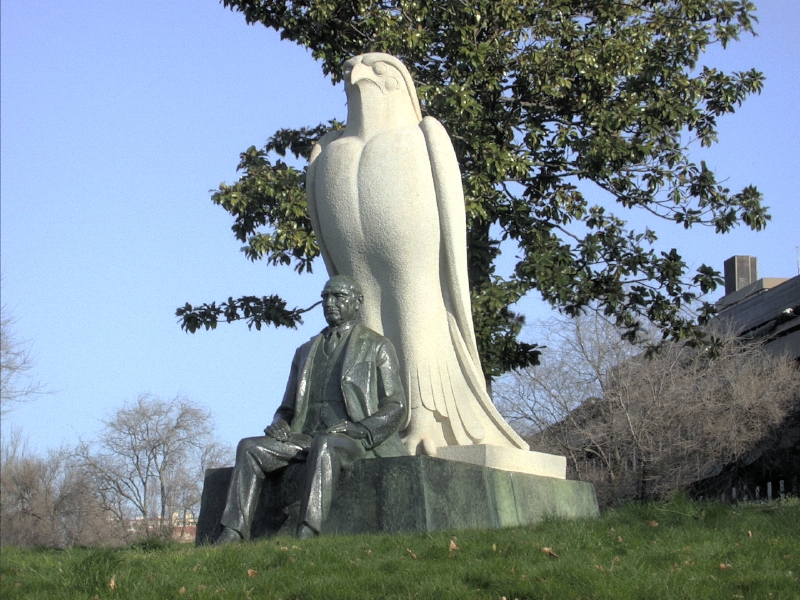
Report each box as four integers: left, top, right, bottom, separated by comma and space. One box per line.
196, 456, 598, 545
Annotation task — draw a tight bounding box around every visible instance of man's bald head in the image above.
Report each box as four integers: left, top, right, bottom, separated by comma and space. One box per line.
321, 276, 363, 326
324, 275, 362, 297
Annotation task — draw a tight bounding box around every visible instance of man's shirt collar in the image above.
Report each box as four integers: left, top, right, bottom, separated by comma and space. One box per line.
323, 320, 356, 338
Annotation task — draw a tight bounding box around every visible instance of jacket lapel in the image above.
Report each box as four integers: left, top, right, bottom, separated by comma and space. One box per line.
341, 323, 366, 379
292, 333, 323, 433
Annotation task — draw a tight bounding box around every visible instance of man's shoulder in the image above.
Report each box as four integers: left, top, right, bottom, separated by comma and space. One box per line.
297, 332, 323, 355
352, 322, 392, 346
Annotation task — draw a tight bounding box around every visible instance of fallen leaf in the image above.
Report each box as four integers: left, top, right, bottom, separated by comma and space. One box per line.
247, 569, 258, 578
179, 587, 186, 595
198, 585, 207, 591
280, 546, 289, 551
291, 545, 300, 550
594, 565, 604, 571
541, 547, 559, 559
648, 520, 659, 527
406, 548, 417, 559
192, 564, 202, 572
109, 575, 116, 591
617, 536, 624, 543
449, 539, 460, 551
492, 543, 497, 551
719, 563, 729, 570
748, 530, 753, 538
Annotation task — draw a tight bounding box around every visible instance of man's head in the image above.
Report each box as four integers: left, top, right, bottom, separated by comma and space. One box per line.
321, 276, 363, 327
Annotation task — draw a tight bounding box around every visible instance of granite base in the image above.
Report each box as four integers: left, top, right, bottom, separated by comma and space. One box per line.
195, 455, 598, 545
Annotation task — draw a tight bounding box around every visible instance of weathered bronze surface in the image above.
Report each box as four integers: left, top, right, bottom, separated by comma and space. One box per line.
215, 276, 407, 543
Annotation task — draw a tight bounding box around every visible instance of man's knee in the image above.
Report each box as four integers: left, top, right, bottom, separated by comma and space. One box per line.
309, 433, 335, 457
236, 436, 259, 459
309, 432, 355, 460
309, 433, 364, 466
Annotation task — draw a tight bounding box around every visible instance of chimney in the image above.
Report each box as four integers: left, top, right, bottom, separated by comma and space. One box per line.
724, 256, 758, 295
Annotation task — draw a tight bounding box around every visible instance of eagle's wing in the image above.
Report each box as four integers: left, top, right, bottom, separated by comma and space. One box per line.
419, 117, 481, 370
306, 130, 345, 276
420, 117, 529, 450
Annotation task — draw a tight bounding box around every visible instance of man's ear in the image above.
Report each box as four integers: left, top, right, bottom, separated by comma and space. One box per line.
357, 294, 364, 307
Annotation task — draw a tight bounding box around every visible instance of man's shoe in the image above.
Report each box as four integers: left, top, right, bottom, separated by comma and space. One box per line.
296, 523, 317, 540
214, 526, 243, 546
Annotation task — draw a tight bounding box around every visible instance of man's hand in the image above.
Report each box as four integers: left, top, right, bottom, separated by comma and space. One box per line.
326, 420, 368, 440
264, 418, 291, 442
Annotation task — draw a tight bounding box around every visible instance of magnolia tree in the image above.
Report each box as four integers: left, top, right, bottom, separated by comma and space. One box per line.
178, 0, 768, 378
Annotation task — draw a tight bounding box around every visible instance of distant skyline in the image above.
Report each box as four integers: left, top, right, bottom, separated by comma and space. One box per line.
2, 0, 798, 455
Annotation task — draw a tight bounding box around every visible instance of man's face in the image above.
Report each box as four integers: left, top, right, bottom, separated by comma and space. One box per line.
321, 279, 361, 327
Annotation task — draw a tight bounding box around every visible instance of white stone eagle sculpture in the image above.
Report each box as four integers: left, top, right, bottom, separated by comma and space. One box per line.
306, 52, 528, 456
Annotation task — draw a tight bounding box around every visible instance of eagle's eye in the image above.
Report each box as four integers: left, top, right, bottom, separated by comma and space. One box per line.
373, 62, 388, 76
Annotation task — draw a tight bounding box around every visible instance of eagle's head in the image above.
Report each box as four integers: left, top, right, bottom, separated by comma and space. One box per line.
342, 53, 422, 124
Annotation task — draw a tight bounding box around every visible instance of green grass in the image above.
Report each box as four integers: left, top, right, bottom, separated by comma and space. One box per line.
2, 497, 798, 599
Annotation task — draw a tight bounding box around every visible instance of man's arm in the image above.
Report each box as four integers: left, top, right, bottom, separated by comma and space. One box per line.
266, 346, 302, 439
326, 420, 368, 439
356, 338, 406, 448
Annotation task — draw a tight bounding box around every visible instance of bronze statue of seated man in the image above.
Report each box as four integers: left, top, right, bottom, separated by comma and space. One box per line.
216, 275, 408, 543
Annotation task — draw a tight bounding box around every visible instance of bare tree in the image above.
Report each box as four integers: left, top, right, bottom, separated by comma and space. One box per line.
496, 312, 641, 437
1, 307, 44, 414
495, 312, 800, 506
74, 394, 231, 536
0, 430, 126, 547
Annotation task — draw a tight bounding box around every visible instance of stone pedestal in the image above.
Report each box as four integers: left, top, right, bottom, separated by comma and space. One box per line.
195, 456, 598, 545
436, 444, 567, 478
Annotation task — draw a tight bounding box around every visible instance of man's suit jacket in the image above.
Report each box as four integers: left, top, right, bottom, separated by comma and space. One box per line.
273, 322, 408, 458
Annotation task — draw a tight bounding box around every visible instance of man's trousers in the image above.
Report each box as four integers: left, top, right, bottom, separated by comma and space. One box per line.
220, 432, 366, 537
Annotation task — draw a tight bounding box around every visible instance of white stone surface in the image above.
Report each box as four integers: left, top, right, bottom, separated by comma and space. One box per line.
437, 445, 567, 479
306, 53, 529, 456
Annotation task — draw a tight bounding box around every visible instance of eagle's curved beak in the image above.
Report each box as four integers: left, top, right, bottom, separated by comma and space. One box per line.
348, 62, 381, 90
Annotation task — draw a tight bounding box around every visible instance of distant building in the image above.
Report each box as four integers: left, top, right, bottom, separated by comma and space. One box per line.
715, 255, 800, 360
530, 256, 800, 504
693, 256, 800, 500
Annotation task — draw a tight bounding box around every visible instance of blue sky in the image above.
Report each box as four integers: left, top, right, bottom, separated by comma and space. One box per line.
2, 0, 798, 455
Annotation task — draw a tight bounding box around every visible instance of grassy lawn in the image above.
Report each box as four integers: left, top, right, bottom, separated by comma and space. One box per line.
2, 496, 798, 599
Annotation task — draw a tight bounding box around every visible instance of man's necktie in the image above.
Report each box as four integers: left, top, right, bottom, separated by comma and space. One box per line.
324, 329, 340, 354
